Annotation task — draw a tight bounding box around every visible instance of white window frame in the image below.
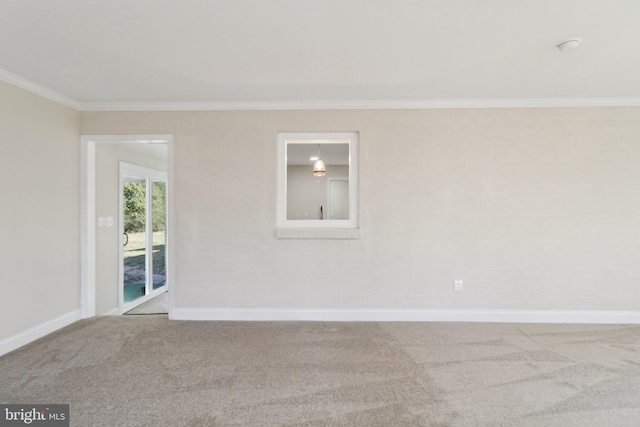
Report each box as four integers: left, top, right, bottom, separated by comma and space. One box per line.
276, 132, 359, 237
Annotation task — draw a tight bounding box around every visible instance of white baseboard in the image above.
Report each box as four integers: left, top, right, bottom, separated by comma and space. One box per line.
171, 308, 640, 324
0, 310, 82, 357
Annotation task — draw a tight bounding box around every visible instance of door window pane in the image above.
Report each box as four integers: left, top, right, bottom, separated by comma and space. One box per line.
123, 177, 147, 303
152, 181, 166, 290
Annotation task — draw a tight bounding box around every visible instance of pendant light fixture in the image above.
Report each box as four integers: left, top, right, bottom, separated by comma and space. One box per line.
313, 144, 326, 177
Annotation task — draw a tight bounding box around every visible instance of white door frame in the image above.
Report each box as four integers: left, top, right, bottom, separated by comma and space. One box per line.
80, 135, 175, 318
326, 178, 349, 220
119, 162, 168, 313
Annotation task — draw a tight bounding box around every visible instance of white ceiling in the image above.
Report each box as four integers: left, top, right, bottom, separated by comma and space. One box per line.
1, 0, 639, 109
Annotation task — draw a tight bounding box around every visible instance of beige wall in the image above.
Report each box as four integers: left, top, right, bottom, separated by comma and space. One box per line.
0, 80, 80, 341
95, 144, 167, 315
4, 78, 637, 348
81, 108, 640, 312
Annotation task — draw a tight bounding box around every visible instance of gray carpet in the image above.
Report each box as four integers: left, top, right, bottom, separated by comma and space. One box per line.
125, 291, 168, 315
2, 318, 640, 426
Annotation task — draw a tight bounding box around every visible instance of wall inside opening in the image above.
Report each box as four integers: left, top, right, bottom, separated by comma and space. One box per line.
287, 165, 348, 220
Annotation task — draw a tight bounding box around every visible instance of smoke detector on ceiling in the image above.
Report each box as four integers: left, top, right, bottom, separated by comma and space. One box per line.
556, 37, 582, 52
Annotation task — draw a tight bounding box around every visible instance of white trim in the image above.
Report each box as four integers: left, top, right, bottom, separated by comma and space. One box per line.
2, 67, 640, 112
81, 98, 640, 112
277, 132, 359, 231
167, 140, 176, 318
171, 308, 640, 324
80, 135, 175, 320
118, 166, 124, 312
0, 310, 82, 357
80, 140, 96, 318
2, 69, 640, 112
0, 68, 82, 110
275, 228, 361, 239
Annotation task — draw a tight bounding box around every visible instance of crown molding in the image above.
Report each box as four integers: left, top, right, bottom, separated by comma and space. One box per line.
2, 68, 640, 112
0, 68, 82, 110
80, 98, 640, 112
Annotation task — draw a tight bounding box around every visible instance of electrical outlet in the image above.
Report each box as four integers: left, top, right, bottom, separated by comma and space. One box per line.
454, 280, 463, 292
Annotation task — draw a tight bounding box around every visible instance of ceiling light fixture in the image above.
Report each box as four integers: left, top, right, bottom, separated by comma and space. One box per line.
312, 145, 326, 177
556, 37, 582, 53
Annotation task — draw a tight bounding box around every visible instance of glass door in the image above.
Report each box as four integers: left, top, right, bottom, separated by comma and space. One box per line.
123, 176, 148, 303
152, 181, 166, 290
120, 163, 168, 310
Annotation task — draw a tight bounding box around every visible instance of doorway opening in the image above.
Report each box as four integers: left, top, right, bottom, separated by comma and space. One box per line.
327, 178, 349, 220
80, 135, 174, 318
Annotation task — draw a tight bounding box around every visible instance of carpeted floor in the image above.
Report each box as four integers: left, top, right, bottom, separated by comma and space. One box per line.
1, 318, 640, 426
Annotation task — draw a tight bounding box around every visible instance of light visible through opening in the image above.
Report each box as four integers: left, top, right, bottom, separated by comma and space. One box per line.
313, 159, 326, 177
